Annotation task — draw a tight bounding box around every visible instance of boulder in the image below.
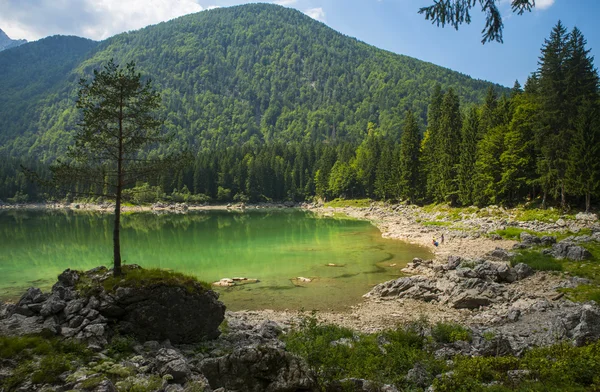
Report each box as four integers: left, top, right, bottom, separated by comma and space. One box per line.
200, 345, 315, 392
496, 264, 517, 284
487, 248, 511, 261
446, 256, 462, 270
576, 212, 598, 222
156, 348, 191, 383
474, 261, 499, 282
108, 284, 225, 344
520, 232, 541, 246
449, 291, 491, 309
540, 236, 557, 246
550, 242, 592, 260
513, 263, 534, 280
571, 305, 600, 346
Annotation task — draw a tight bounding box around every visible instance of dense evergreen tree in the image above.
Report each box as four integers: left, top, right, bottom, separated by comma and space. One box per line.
434, 88, 462, 204
567, 101, 600, 212
422, 85, 444, 200
536, 21, 569, 209
397, 110, 422, 202
458, 107, 480, 205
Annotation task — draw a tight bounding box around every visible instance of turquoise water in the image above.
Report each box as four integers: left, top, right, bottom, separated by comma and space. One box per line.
0, 209, 431, 310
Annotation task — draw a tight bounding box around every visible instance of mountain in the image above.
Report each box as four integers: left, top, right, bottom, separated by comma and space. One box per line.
0, 28, 27, 51
0, 4, 508, 161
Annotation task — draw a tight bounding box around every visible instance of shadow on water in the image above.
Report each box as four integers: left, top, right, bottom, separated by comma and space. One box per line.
334, 273, 359, 279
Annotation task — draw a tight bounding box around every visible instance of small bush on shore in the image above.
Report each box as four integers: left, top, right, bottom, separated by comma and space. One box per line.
431, 322, 473, 343
324, 198, 372, 208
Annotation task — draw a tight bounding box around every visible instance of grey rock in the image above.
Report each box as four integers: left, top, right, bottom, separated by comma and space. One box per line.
447, 256, 462, 270
449, 291, 491, 309
109, 285, 225, 344
0, 314, 44, 336
160, 358, 191, 383
83, 324, 105, 338
520, 232, 541, 246
571, 305, 600, 346
507, 369, 531, 384
406, 362, 431, 388
551, 242, 592, 260
16, 287, 46, 306
497, 264, 517, 283
507, 308, 521, 322
200, 345, 315, 392
64, 298, 86, 316
455, 268, 478, 279
540, 236, 557, 246
93, 379, 117, 392
258, 320, 283, 339
487, 248, 511, 261
57, 269, 80, 287
474, 261, 499, 282
576, 212, 598, 221
513, 263, 534, 280
39, 294, 66, 317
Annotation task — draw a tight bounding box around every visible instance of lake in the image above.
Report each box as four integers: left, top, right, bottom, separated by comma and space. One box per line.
0, 209, 431, 311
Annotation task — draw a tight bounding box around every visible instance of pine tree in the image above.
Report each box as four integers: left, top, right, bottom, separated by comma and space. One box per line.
422, 84, 444, 201
458, 106, 479, 205
536, 21, 569, 209
479, 86, 499, 136
499, 93, 538, 204
566, 101, 600, 212
435, 88, 462, 204
398, 110, 422, 202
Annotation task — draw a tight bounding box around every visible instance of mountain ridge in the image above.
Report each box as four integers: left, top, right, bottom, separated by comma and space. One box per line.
0, 28, 27, 51
0, 4, 508, 161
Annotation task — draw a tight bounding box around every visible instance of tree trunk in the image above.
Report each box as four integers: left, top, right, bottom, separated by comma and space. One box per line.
542, 190, 547, 210
586, 192, 591, 213
560, 181, 566, 211
113, 94, 124, 277
113, 185, 122, 277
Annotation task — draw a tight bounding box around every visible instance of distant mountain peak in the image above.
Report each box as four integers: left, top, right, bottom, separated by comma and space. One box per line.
0, 28, 27, 52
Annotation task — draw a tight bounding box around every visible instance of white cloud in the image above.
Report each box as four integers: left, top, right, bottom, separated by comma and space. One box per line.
274, 0, 297, 5
0, 0, 204, 41
536, 0, 555, 10
304, 7, 326, 22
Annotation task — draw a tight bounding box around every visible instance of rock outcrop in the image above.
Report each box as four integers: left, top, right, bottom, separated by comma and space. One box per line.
0, 267, 225, 347
366, 256, 527, 310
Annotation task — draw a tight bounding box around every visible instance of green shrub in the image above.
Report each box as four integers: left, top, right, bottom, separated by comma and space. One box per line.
431, 322, 473, 343
511, 251, 563, 271
491, 227, 533, 240
283, 314, 436, 388
31, 354, 71, 384
107, 335, 137, 360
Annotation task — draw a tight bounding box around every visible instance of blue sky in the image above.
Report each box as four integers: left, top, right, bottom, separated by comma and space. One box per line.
1, 0, 599, 87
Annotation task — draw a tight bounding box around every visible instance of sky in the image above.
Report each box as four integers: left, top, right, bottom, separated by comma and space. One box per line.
1, 0, 599, 87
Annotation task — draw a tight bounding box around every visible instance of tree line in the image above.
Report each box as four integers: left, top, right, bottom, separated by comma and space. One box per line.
1, 21, 598, 211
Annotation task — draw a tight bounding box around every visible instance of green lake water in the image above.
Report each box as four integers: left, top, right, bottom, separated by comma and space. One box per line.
0, 209, 431, 311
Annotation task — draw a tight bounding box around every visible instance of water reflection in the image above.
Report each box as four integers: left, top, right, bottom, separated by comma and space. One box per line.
0, 209, 432, 310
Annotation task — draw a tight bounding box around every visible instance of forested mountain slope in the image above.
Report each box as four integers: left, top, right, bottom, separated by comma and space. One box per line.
0, 4, 506, 161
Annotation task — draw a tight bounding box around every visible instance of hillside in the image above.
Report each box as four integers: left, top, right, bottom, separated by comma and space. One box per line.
0, 4, 507, 161
0, 28, 26, 52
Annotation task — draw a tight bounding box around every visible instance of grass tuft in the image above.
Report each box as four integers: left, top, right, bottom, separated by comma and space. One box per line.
324, 198, 373, 208
511, 251, 563, 271
77, 265, 211, 295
